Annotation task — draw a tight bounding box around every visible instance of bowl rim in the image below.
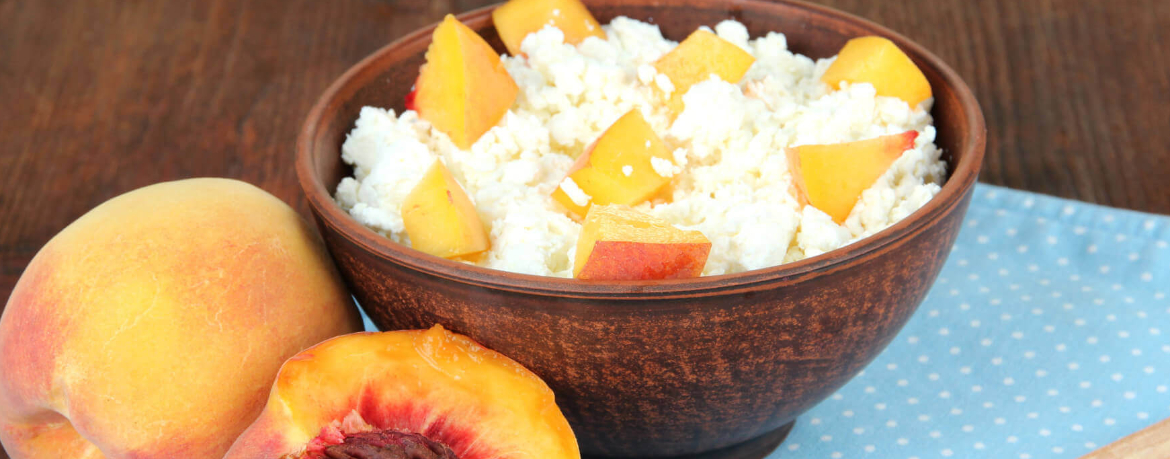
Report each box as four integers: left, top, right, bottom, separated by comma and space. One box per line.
296, 0, 986, 299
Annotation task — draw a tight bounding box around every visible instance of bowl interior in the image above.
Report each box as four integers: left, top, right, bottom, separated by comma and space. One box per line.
299, 0, 984, 296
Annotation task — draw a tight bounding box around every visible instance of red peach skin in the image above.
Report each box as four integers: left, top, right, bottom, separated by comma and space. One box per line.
574, 204, 711, 280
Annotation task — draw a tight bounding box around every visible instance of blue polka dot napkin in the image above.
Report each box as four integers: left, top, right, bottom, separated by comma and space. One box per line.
783, 183, 1170, 459
358, 183, 1169, 459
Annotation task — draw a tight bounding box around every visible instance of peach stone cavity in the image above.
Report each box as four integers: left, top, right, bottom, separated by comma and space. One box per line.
297, 412, 458, 459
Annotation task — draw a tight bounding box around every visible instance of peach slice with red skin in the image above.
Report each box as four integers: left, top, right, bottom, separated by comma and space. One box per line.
820, 36, 933, 107
574, 204, 711, 280
224, 325, 579, 459
653, 29, 756, 115
786, 131, 919, 224
492, 0, 606, 56
551, 110, 674, 217
414, 15, 519, 149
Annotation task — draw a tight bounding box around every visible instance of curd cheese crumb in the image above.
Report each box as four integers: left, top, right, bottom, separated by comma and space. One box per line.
650, 157, 675, 178
672, 148, 689, 168
559, 177, 592, 207
637, 64, 657, 85
797, 206, 853, 258
654, 73, 675, 95
714, 20, 751, 51
334, 17, 944, 278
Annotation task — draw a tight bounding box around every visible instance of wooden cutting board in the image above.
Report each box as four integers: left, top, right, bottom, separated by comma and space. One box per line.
1083, 418, 1170, 458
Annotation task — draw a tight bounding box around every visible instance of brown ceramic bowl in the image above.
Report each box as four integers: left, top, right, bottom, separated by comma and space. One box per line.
296, 0, 985, 457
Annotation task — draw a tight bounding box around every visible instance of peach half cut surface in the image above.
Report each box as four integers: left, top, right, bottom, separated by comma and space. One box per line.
402, 160, 490, 259
223, 325, 580, 459
414, 14, 519, 149
492, 0, 605, 56
653, 29, 755, 115
820, 36, 933, 108
574, 204, 711, 280
551, 109, 674, 217
786, 130, 919, 224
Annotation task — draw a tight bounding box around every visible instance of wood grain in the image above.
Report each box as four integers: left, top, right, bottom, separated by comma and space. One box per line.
1082, 417, 1170, 458
0, 0, 1167, 456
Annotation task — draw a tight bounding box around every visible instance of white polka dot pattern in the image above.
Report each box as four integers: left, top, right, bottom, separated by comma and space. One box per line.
781, 184, 1169, 458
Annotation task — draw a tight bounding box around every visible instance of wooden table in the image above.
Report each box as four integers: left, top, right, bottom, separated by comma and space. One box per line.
1, 0, 1168, 456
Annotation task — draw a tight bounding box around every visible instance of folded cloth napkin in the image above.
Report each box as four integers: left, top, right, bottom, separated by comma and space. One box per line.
358, 183, 1169, 459
786, 183, 1169, 459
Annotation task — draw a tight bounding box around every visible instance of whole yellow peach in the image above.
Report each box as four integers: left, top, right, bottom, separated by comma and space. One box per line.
0, 178, 362, 459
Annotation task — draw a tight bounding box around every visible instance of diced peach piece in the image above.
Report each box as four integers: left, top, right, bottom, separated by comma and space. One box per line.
492, 0, 605, 56
224, 325, 580, 459
551, 110, 674, 217
786, 131, 919, 224
574, 205, 711, 280
821, 36, 932, 107
402, 160, 490, 258
653, 29, 756, 115
414, 15, 519, 149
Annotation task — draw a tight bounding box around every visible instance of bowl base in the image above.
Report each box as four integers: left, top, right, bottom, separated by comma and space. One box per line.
585, 420, 795, 459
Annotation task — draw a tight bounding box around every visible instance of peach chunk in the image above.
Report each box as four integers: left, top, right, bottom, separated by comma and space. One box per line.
402, 160, 490, 259
574, 205, 711, 280
414, 14, 519, 149
551, 110, 674, 217
0, 178, 361, 459
492, 0, 605, 56
821, 36, 932, 107
786, 131, 919, 224
223, 325, 580, 459
653, 29, 756, 115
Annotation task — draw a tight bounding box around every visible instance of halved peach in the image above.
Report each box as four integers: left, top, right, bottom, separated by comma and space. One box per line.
786, 131, 919, 223
551, 110, 674, 217
493, 0, 605, 56
414, 15, 519, 149
402, 160, 490, 259
821, 36, 932, 107
653, 29, 755, 115
574, 204, 711, 280
223, 325, 579, 459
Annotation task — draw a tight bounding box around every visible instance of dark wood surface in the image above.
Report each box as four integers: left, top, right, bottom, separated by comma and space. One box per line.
0, 0, 1166, 456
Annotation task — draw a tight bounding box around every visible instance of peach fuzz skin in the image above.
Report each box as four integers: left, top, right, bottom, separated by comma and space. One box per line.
224, 325, 580, 459
574, 205, 711, 280
0, 178, 362, 459
577, 241, 710, 280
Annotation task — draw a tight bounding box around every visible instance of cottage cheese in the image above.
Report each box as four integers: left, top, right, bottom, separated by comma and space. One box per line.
335, 18, 946, 278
